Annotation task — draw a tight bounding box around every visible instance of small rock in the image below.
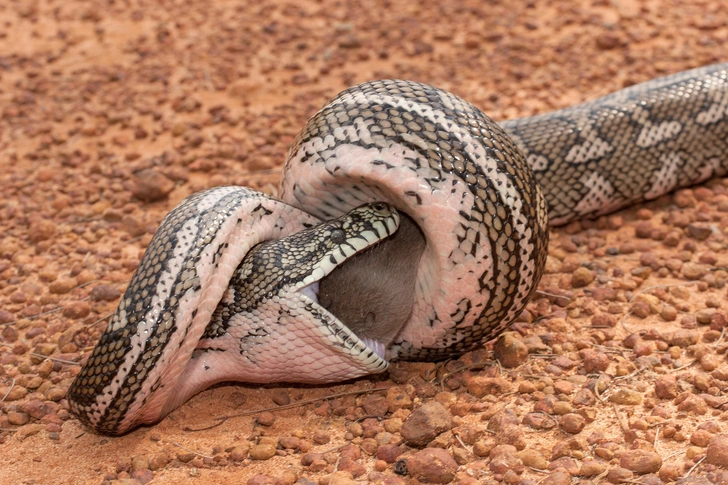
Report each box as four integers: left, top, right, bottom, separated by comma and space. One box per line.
517, 449, 548, 470
229, 444, 249, 462
7, 411, 30, 426
328, 471, 356, 485
29, 220, 56, 243
131, 469, 154, 485
257, 411, 275, 426
676, 393, 708, 414
177, 451, 196, 463
377, 444, 403, 463
610, 389, 642, 405
607, 467, 634, 483
682, 262, 708, 280
654, 375, 678, 399
130, 455, 149, 472
246, 474, 275, 485
362, 394, 389, 416
62, 301, 91, 319
691, 429, 714, 447
386, 386, 412, 412
686, 223, 712, 240
89, 285, 121, 302
49, 278, 78, 295
249, 444, 277, 460
580, 459, 607, 477
558, 413, 585, 434
400, 401, 452, 447
580, 349, 609, 372
539, 468, 571, 485
270, 389, 290, 406
706, 434, 728, 467
406, 448, 458, 484
595, 31, 620, 50
148, 453, 169, 471
493, 332, 528, 368
571, 267, 594, 288
132, 169, 175, 202
313, 430, 330, 444
619, 449, 662, 474
338, 457, 366, 478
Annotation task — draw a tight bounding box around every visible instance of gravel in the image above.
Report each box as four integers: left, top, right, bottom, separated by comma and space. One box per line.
1, 0, 727, 483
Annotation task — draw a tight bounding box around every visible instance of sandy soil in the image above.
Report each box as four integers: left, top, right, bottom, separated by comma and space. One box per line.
1, 0, 728, 484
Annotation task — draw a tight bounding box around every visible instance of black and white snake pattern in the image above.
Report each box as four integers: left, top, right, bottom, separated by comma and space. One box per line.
68, 63, 728, 435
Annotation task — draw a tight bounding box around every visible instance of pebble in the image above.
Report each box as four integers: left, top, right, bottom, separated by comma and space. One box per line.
682, 262, 708, 280
130, 469, 154, 485
405, 448, 458, 484
539, 468, 571, 485
249, 443, 277, 460
386, 386, 412, 412
89, 284, 121, 302
676, 393, 708, 414
362, 394, 389, 416
619, 449, 662, 474
270, 389, 290, 406
48, 278, 78, 295
28, 219, 57, 243
558, 413, 585, 434
579, 349, 609, 372
609, 389, 642, 405
130, 455, 149, 472
607, 467, 633, 483
377, 444, 403, 463
399, 401, 452, 447
328, 471, 356, 485
247, 474, 276, 485
176, 451, 196, 463
706, 434, 728, 467
7, 411, 30, 425
148, 453, 169, 471
131, 169, 175, 202
570, 267, 594, 288
517, 449, 548, 470
580, 459, 607, 476
257, 411, 275, 426
654, 375, 678, 399
686, 222, 712, 240
493, 332, 528, 368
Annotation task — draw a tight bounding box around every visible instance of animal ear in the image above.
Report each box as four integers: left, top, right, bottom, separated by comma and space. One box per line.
365, 312, 376, 325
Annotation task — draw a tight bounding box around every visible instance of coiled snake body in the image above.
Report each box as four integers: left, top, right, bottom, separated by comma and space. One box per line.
69, 64, 728, 434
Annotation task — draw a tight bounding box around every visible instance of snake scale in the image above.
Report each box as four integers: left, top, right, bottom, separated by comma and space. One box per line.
68, 63, 728, 435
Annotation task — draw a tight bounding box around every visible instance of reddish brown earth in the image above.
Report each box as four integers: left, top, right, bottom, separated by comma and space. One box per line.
1, 0, 728, 484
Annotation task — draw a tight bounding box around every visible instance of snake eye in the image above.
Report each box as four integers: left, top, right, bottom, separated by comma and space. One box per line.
372, 202, 387, 212
330, 228, 346, 244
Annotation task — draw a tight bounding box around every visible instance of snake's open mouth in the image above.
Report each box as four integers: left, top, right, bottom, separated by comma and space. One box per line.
297, 211, 426, 362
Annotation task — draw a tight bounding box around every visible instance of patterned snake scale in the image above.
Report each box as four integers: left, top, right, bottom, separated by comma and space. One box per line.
69, 63, 728, 434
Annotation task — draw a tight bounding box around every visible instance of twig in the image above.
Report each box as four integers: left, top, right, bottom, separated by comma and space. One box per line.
438, 361, 495, 388
29, 353, 81, 365
669, 360, 697, 373
611, 403, 629, 432
453, 432, 473, 454
183, 387, 387, 432
1, 378, 16, 402
84, 313, 114, 327
169, 440, 214, 459
682, 456, 705, 478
